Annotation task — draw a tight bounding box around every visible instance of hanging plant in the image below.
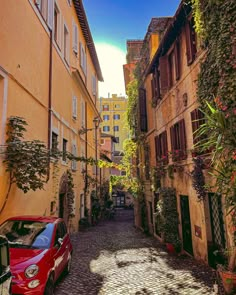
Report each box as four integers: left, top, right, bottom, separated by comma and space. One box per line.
191, 156, 206, 200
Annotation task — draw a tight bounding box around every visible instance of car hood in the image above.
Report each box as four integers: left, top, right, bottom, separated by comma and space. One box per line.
10, 248, 49, 268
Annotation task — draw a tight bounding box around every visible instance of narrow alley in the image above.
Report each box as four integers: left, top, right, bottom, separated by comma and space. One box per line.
55, 209, 216, 295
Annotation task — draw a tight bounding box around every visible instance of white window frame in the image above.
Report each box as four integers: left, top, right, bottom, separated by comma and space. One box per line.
71, 142, 77, 171
72, 19, 78, 54
72, 95, 77, 119
92, 74, 96, 96
63, 22, 70, 64
81, 98, 85, 128
80, 145, 85, 172
80, 42, 87, 75
54, 2, 62, 48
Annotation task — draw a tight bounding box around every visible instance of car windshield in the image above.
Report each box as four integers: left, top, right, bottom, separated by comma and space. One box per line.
0, 220, 54, 249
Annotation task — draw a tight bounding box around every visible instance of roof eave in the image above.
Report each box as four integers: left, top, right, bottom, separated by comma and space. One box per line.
73, 0, 104, 82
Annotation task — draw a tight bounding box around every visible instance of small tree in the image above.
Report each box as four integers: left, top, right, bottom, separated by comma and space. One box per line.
1, 116, 50, 214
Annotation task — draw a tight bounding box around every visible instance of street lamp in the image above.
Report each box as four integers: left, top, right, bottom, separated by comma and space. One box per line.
93, 117, 100, 198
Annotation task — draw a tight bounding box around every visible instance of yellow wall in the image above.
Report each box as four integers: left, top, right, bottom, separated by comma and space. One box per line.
99, 94, 129, 152
0, 0, 101, 231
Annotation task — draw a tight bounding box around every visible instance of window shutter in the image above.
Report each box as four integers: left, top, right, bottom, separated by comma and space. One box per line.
72, 95, 77, 119
80, 42, 83, 67
84, 52, 87, 76
185, 19, 197, 65
179, 119, 187, 159
92, 75, 96, 95
71, 144, 77, 170
159, 55, 169, 95
155, 136, 159, 165
191, 109, 197, 144
47, 0, 54, 30
151, 77, 155, 99
170, 126, 175, 153
81, 99, 85, 127
72, 20, 78, 54
174, 39, 180, 80
155, 68, 161, 99
163, 130, 169, 164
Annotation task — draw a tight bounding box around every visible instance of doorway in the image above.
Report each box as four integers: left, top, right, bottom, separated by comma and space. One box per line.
180, 195, 193, 255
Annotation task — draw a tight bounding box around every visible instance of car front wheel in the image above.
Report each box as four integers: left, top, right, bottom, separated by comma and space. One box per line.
44, 274, 54, 295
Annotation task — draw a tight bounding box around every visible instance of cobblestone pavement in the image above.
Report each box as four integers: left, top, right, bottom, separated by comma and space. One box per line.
55, 209, 217, 295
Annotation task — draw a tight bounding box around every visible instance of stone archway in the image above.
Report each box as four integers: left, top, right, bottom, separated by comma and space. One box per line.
58, 172, 69, 226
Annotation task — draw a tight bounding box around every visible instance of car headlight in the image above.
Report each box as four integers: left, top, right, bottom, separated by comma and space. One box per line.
25, 264, 39, 278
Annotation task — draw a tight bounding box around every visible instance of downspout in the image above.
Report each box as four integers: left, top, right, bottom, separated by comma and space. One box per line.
47, 29, 53, 181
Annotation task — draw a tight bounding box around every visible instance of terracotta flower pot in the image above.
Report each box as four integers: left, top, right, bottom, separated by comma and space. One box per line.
166, 243, 176, 254
218, 268, 236, 294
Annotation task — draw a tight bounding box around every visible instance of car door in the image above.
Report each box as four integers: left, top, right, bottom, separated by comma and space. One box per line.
52, 223, 67, 280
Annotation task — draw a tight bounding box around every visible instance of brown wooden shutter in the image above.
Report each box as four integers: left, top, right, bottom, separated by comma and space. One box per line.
170, 126, 175, 153
185, 21, 192, 65
163, 130, 168, 164
179, 119, 187, 159
174, 39, 180, 80
156, 68, 161, 99
159, 55, 169, 95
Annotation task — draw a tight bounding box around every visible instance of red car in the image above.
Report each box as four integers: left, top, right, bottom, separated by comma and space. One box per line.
0, 216, 73, 295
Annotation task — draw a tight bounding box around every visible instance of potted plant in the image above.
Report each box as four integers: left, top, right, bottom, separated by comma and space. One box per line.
156, 187, 182, 254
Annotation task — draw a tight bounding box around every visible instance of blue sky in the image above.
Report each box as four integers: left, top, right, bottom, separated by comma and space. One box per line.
83, 0, 180, 97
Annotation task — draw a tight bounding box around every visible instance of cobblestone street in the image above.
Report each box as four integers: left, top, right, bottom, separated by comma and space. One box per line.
55, 209, 217, 295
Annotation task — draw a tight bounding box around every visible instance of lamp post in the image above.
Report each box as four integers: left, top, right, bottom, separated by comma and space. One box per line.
93, 117, 100, 199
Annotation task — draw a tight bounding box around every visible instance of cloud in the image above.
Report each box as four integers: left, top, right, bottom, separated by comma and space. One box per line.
95, 43, 126, 98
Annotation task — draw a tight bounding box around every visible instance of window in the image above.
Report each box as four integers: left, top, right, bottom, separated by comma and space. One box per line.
54, 3, 60, 46
155, 131, 168, 165
151, 66, 161, 104
185, 17, 197, 65
115, 104, 120, 108
158, 39, 181, 96
92, 75, 96, 96
115, 137, 119, 143
80, 43, 87, 74
71, 143, 77, 171
81, 145, 85, 172
72, 20, 78, 54
100, 139, 105, 145
170, 119, 187, 161
191, 108, 207, 155
114, 126, 119, 132
191, 109, 205, 145
103, 126, 110, 132
51, 132, 58, 155
81, 99, 85, 128
121, 171, 126, 176
67, 0, 72, 6
62, 138, 67, 162
103, 104, 109, 111
72, 95, 77, 119
139, 88, 147, 132
103, 115, 109, 121
36, 0, 48, 21
113, 114, 120, 120
64, 24, 69, 64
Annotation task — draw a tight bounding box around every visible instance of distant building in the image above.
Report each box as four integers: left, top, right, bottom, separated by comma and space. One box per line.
123, 40, 143, 92
99, 94, 129, 153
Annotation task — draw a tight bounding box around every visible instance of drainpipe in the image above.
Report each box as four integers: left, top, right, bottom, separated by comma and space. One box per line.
47, 29, 53, 181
